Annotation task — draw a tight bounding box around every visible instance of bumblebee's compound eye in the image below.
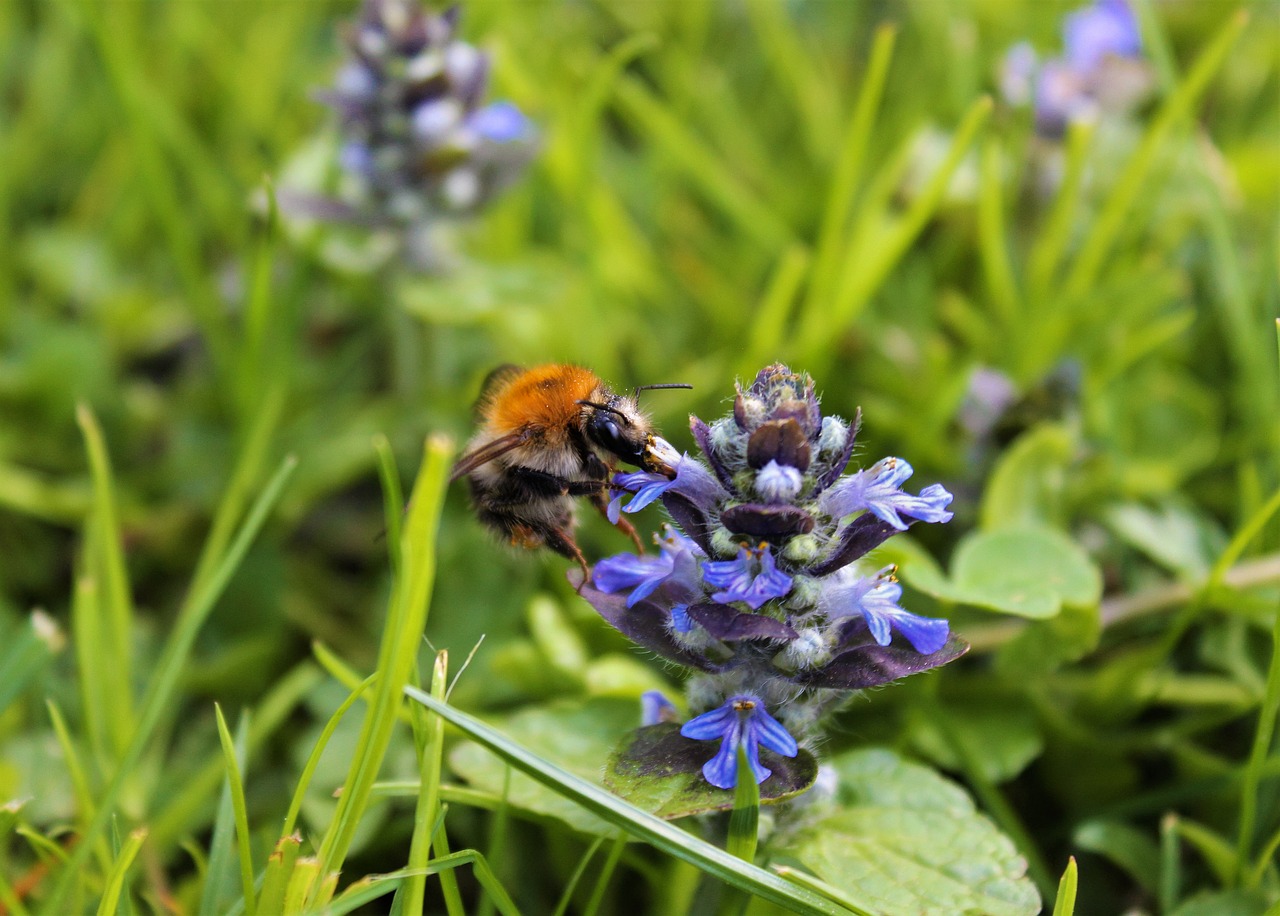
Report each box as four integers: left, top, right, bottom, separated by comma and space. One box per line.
590, 411, 645, 466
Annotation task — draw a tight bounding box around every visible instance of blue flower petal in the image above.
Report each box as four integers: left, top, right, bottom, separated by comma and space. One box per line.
680, 696, 798, 789
886, 612, 951, 655
468, 101, 531, 143
680, 704, 735, 740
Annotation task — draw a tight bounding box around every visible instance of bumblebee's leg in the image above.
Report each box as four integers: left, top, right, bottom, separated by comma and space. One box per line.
587, 488, 645, 554
538, 523, 592, 589
499, 466, 602, 499
579, 453, 645, 554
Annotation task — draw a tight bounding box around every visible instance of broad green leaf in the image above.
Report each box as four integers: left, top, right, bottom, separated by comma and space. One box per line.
788, 748, 1039, 916
603, 724, 817, 820
995, 602, 1101, 678
980, 425, 1074, 530
908, 702, 1044, 784
901, 525, 1101, 619
448, 698, 638, 836
1103, 501, 1218, 581
1168, 890, 1272, 916
1073, 819, 1160, 895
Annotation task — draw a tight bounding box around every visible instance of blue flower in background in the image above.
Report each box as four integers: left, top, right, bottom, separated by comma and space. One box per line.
1064, 0, 1142, 71
999, 0, 1150, 139
822, 566, 950, 655
680, 695, 799, 789
702, 545, 793, 610
819, 457, 954, 530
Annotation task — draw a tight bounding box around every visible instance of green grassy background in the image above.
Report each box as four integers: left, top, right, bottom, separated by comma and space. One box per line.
0, 0, 1277, 913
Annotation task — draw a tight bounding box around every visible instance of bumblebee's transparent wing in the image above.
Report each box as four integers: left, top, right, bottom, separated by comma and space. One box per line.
449, 430, 533, 483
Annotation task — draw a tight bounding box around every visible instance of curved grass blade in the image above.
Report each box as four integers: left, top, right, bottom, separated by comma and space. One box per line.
213, 705, 257, 916
95, 828, 147, 916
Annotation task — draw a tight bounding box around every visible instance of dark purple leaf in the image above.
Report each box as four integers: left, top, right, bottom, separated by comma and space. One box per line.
721, 503, 815, 538
686, 602, 798, 642
815, 407, 861, 492
807, 513, 901, 576
689, 416, 738, 494
795, 620, 969, 688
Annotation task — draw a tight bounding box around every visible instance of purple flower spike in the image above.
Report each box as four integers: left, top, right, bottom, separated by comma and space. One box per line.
681, 695, 798, 789
702, 545, 793, 610
608, 469, 677, 522
819, 458, 954, 531
822, 567, 950, 655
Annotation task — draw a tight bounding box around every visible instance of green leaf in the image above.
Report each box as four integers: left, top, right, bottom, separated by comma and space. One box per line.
603, 724, 817, 820
901, 525, 1101, 619
787, 748, 1040, 916
448, 698, 638, 836
908, 702, 1043, 784
1073, 819, 1160, 895
1168, 889, 1272, 916
995, 602, 1101, 678
979, 425, 1074, 531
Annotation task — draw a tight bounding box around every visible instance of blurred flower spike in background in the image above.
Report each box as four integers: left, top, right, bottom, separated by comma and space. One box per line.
281, 0, 537, 269
1001, 0, 1153, 137
579, 365, 969, 790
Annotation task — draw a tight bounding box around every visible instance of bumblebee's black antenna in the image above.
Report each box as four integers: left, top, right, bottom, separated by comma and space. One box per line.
634, 383, 693, 396
576, 399, 629, 419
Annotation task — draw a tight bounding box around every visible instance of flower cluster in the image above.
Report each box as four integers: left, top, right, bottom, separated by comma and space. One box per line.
318, 0, 535, 224
1000, 0, 1152, 138
578, 365, 967, 790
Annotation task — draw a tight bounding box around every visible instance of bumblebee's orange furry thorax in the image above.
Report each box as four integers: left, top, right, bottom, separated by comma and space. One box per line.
485, 364, 600, 439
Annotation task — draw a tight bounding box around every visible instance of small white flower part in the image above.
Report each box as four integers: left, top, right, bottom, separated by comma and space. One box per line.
755, 459, 804, 503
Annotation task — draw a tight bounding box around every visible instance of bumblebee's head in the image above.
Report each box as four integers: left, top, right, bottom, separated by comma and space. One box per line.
580, 396, 651, 468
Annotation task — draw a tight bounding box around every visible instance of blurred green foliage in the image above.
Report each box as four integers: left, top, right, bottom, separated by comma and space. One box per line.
0, 0, 1277, 913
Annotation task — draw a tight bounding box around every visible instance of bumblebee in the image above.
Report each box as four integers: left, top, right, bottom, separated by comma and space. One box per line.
451, 364, 687, 577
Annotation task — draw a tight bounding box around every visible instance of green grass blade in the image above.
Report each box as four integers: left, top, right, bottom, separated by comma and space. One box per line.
0, 611, 63, 715
404, 688, 853, 915
551, 837, 603, 916
719, 745, 761, 916
150, 662, 320, 850
804, 23, 897, 312
799, 96, 992, 363
1238, 602, 1280, 886
372, 434, 404, 575
44, 455, 297, 912
582, 834, 626, 916
200, 711, 251, 916
283, 857, 321, 915
76, 404, 135, 756
1063, 9, 1247, 298
318, 853, 522, 916
768, 866, 874, 916
978, 136, 1021, 327
257, 833, 303, 916
1026, 119, 1095, 301
613, 77, 793, 251
281, 672, 376, 839
1051, 857, 1078, 916
741, 244, 810, 376
95, 827, 147, 916
214, 705, 257, 916
402, 651, 452, 916
314, 435, 452, 893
